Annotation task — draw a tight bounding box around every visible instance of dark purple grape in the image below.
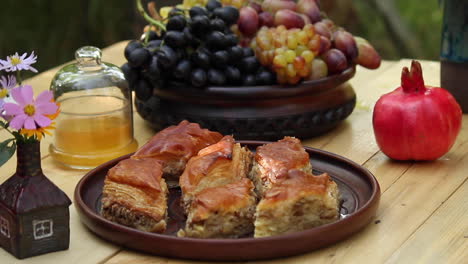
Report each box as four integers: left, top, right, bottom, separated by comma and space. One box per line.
174, 59, 192, 80
156, 46, 178, 69
147, 56, 161, 78
121, 63, 140, 89
255, 69, 276, 85
135, 78, 152, 101
169, 8, 183, 17
183, 27, 196, 44
191, 68, 208, 87
227, 46, 244, 62
190, 15, 210, 36
166, 15, 186, 31
121, 63, 131, 78
208, 69, 226, 86
239, 56, 260, 73
145, 30, 159, 41
149, 77, 166, 90
225, 66, 241, 84
191, 49, 211, 69
242, 47, 255, 57
164, 31, 186, 48
210, 18, 226, 32
146, 40, 162, 53
174, 48, 187, 62
212, 50, 229, 68
213, 6, 239, 26
205, 31, 227, 50
190, 6, 209, 18
242, 74, 256, 86
124, 41, 143, 62
225, 34, 238, 47
206, 0, 222, 11
127, 48, 151, 68
159, 30, 166, 39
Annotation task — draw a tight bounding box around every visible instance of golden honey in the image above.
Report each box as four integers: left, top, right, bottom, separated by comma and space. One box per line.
49, 95, 138, 169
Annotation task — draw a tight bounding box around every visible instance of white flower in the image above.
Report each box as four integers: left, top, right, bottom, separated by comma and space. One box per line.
0, 75, 17, 108
0, 52, 38, 73
0, 75, 16, 90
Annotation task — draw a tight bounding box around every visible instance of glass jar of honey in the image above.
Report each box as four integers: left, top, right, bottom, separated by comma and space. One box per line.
49, 46, 138, 169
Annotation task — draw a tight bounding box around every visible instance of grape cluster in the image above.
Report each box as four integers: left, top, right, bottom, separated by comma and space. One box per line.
122, 0, 276, 101
253, 25, 321, 85
252, 20, 361, 85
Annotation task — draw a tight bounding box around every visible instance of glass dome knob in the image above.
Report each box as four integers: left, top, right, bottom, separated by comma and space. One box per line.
75, 46, 102, 67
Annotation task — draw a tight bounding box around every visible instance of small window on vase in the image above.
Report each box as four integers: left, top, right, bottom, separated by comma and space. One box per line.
33, 219, 53, 240
0, 216, 9, 238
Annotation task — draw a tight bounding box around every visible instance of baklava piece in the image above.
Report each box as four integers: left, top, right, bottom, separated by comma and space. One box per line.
178, 136, 256, 238
133, 120, 223, 184
254, 169, 340, 238
101, 158, 168, 233
179, 135, 253, 210
178, 178, 257, 238
249, 136, 312, 196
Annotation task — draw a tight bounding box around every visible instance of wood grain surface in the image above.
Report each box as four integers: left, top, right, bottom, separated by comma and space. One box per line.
0, 41, 466, 264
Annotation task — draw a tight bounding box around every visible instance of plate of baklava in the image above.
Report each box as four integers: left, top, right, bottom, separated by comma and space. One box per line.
74, 121, 380, 261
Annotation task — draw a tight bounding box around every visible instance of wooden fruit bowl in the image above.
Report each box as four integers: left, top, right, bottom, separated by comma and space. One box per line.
135, 66, 356, 140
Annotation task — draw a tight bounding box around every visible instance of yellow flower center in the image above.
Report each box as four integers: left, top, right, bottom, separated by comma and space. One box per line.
10, 56, 21, 66
24, 104, 36, 116
0, 89, 8, 99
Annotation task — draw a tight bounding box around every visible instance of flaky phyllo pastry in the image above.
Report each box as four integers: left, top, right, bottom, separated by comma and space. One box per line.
133, 120, 223, 185
101, 121, 222, 233
254, 169, 340, 237
250, 137, 340, 237
249, 136, 312, 196
101, 158, 168, 232
101, 125, 341, 237
178, 136, 256, 238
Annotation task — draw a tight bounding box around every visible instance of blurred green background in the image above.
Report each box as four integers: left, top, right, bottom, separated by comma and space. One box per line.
0, 0, 443, 73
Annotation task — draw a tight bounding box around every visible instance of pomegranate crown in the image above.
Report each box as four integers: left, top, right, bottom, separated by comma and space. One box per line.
401, 60, 425, 93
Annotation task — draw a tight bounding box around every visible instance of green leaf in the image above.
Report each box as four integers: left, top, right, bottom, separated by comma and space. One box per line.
0, 139, 16, 167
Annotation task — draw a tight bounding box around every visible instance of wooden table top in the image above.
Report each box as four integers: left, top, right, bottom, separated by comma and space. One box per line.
0, 41, 466, 264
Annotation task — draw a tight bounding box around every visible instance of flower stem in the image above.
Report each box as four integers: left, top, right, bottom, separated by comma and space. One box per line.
136, 0, 166, 32
16, 71, 22, 86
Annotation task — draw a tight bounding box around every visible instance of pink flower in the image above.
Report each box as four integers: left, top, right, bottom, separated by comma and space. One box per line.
3, 85, 58, 130
0, 52, 38, 73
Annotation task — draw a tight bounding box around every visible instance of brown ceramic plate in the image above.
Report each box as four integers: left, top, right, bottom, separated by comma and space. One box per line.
74, 141, 380, 261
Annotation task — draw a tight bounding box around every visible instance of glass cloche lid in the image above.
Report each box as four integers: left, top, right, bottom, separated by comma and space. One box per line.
49, 46, 138, 170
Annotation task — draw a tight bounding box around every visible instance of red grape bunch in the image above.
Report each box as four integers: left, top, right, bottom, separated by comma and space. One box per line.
235, 0, 381, 84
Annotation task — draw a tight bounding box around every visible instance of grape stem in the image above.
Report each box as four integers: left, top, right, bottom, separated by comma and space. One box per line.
144, 31, 151, 45
136, 0, 166, 32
